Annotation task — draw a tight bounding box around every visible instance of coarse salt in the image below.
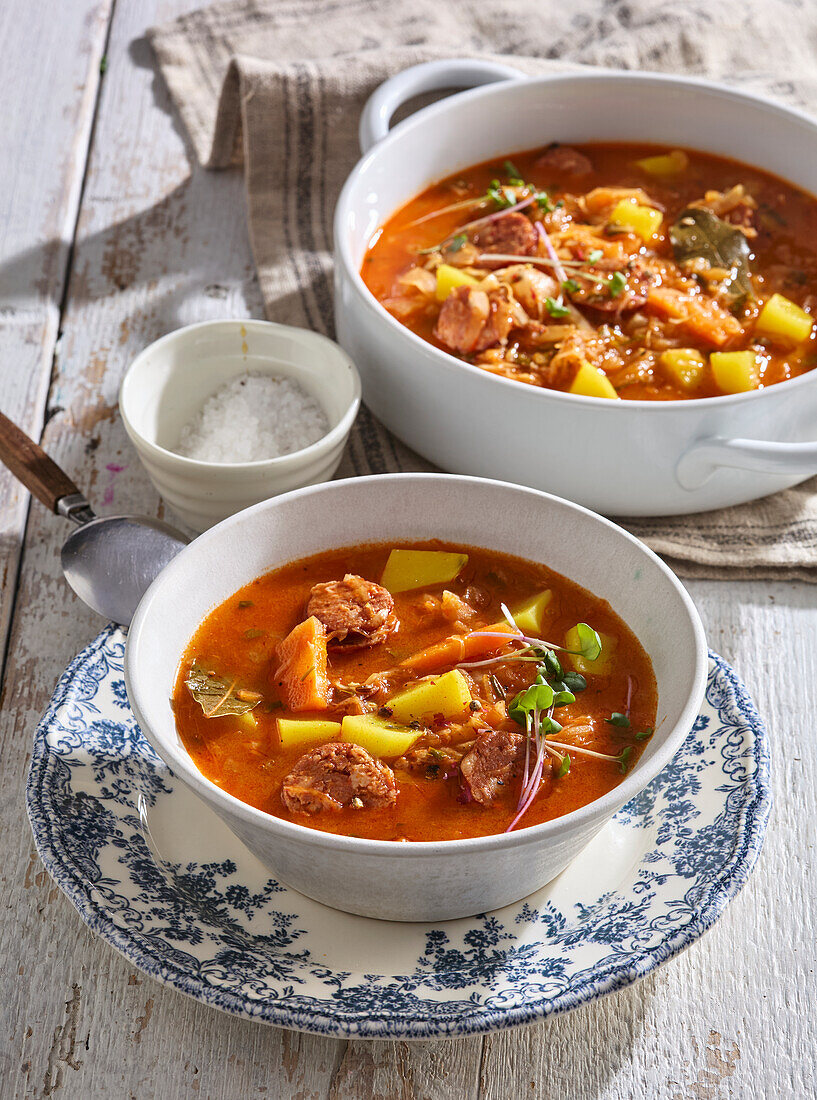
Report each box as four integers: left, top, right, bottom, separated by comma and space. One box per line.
175, 373, 329, 463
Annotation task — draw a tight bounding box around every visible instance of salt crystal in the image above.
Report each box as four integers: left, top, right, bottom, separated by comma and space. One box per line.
175, 373, 329, 463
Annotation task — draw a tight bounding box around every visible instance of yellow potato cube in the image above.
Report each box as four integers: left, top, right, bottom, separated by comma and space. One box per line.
277, 718, 341, 748
658, 348, 706, 392
340, 714, 421, 758
710, 351, 760, 394
388, 669, 472, 724
565, 625, 617, 676
509, 589, 552, 635
236, 711, 259, 732
380, 549, 468, 593
435, 264, 480, 301
569, 361, 620, 400
609, 198, 663, 241
755, 293, 814, 346
635, 149, 689, 177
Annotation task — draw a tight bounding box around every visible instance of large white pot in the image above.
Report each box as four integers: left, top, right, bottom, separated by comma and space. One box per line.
334, 60, 817, 516
125, 474, 707, 922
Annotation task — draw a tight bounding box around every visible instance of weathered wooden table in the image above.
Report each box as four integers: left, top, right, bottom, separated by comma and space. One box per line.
1, 3, 813, 1097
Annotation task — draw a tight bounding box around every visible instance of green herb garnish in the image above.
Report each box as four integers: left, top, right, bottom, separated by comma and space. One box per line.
617, 746, 633, 774
536, 191, 553, 212
545, 296, 571, 319
635, 728, 654, 741
573, 623, 602, 661
448, 232, 467, 252
487, 180, 515, 208
557, 753, 570, 778
503, 159, 523, 184
588, 249, 603, 264
608, 271, 627, 298
562, 278, 580, 294
561, 672, 587, 693
606, 712, 631, 728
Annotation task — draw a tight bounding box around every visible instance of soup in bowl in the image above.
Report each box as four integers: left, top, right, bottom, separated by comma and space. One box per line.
125, 475, 707, 920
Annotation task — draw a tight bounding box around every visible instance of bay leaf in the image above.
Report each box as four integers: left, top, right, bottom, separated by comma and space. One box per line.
185, 659, 262, 717
669, 207, 754, 305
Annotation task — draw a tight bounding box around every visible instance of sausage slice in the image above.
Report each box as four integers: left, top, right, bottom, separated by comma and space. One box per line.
281, 742, 397, 814
535, 144, 593, 176
460, 728, 525, 805
307, 574, 396, 650
474, 212, 537, 257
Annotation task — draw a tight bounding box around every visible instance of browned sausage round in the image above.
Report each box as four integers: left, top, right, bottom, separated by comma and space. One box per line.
307, 574, 396, 650
535, 144, 594, 176
434, 286, 490, 354
568, 258, 653, 313
474, 212, 537, 257
460, 728, 525, 805
281, 742, 397, 814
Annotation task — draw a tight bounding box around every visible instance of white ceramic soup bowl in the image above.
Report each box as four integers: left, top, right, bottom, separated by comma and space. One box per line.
334, 61, 817, 516
120, 320, 361, 532
125, 474, 707, 922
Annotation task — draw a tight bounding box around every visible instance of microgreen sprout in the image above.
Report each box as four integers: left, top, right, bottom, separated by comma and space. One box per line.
545, 296, 571, 319
588, 248, 604, 263
609, 271, 628, 297
557, 753, 570, 777
503, 160, 524, 185
487, 180, 516, 208
606, 712, 631, 728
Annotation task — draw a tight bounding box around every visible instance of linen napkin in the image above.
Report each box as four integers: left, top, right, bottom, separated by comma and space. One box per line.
149, 0, 817, 580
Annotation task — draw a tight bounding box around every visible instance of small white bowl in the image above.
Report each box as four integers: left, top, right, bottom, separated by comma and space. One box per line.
124, 474, 708, 922
119, 320, 361, 532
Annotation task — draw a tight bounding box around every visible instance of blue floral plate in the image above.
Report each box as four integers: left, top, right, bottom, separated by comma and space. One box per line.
27, 626, 770, 1039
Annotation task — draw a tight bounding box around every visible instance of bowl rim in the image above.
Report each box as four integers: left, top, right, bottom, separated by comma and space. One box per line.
119, 319, 362, 473
335, 67, 817, 411
125, 472, 709, 857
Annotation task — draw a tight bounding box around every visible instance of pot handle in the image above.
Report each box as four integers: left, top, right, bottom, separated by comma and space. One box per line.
676, 436, 817, 489
359, 59, 525, 154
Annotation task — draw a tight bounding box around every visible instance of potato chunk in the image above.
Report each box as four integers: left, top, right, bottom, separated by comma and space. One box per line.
659, 348, 706, 392
710, 350, 760, 394
340, 714, 421, 758
755, 293, 813, 346
609, 198, 663, 241
380, 549, 468, 593
388, 669, 472, 724
635, 149, 689, 177
436, 264, 480, 301
277, 718, 342, 748
509, 589, 552, 635
565, 625, 617, 676
569, 361, 619, 400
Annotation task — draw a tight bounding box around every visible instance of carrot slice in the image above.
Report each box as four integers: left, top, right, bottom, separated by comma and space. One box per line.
401, 621, 517, 674
646, 286, 742, 348
273, 616, 330, 711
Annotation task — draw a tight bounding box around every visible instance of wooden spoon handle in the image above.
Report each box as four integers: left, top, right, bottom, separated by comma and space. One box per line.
0, 410, 81, 513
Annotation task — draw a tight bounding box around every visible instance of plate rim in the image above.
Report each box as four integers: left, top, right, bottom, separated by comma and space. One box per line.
26, 626, 772, 1038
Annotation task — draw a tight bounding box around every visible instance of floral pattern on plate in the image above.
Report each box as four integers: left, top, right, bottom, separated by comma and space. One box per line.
26, 626, 770, 1038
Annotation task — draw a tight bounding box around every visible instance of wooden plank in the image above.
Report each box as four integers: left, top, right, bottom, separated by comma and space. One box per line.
0, 0, 112, 660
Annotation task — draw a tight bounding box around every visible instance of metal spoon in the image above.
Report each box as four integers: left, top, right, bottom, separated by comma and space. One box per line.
0, 411, 188, 625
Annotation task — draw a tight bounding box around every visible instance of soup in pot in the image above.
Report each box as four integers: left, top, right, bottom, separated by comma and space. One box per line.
361, 143, 817, 400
